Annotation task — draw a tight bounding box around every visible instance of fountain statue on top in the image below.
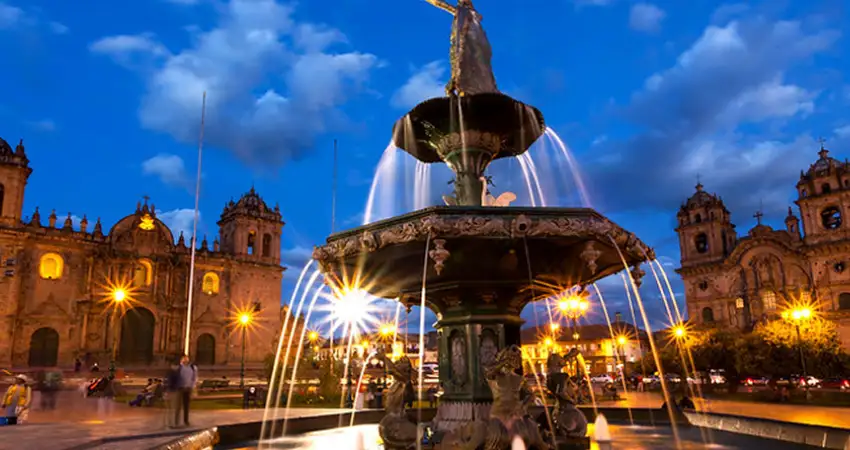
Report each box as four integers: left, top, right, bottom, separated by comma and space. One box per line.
312, 0, 653, 448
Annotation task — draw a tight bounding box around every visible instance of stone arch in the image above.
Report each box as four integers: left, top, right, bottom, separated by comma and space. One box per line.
133, 259, 153, 287
118, 307, 156, 365
28, 327, 59, 367
701, 307, 714, 323
39, 252, 64, 280
838, 293, 850, 310
196, 333, 216, 365
202, 272, 220, 294
262, 233, 272, 257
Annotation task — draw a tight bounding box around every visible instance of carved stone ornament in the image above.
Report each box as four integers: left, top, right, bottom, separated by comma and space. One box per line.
580, 241, 602, 275
435, 130, 502, 160
429, 238, 450, 275
313, 211, 654, 266
631, 264, 645, 288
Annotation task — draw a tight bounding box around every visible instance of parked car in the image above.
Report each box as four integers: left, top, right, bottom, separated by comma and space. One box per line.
741, 376, 769, 386
821, 377, 850, 390
590, 374, 614, 384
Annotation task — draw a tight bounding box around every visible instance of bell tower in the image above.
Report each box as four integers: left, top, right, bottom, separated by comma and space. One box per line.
795, 141, 850, 244
217, 187, 284, 264
676, 182, 736, 267
0, 138, 32, 227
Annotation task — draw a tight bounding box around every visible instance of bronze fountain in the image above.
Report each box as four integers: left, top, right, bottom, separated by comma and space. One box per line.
313, 1, 652, 448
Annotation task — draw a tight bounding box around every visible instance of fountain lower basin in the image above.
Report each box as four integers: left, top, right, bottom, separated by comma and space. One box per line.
218, 422, 820, 450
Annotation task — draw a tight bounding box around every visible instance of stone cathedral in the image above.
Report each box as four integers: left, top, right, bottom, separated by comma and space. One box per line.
0, 136, 285, 369
676, 143, 850, 349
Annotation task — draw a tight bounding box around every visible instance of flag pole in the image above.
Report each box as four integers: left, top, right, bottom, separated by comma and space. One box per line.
184, 91, 207, 356
331, 139, 338, 234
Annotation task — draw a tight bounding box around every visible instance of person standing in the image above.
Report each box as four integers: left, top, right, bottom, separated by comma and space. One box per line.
2, 375, 32, 424
174, 355, 197, 428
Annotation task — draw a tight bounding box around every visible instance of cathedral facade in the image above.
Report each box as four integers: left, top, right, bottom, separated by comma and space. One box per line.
0, 137, 285, 369
675, 144, 850, 349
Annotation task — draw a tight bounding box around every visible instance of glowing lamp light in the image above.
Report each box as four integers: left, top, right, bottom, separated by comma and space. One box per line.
239, 313, 251, 326
308, 331, 319, 342
549, 323, 560, 332
617, 335, 627, 346
673, 325, 686, 338
112, 289, 126, 303
543, 337, 553, 347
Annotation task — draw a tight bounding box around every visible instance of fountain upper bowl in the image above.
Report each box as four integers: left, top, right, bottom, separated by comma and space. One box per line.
391, 93, 546, 164
313, 206, 653, 313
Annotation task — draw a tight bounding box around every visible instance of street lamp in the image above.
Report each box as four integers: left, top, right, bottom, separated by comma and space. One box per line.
236, 311, 254, 389
558, 292, 589, 345
615, 334, 627, 376
782, 306, 813, 400
108, 288, 127, 379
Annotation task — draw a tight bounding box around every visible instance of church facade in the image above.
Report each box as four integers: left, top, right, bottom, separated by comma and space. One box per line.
675, 144, 850, 350
0, 137, 285, 369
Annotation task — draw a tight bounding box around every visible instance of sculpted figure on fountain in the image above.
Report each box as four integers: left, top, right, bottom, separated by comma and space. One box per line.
376, 353, 419, 450
545, 348, 589, 441
446, 346, 549, 450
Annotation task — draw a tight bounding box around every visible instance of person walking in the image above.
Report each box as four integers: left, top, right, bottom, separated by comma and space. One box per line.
2, 375, 32, 424
173, 354, 197, 428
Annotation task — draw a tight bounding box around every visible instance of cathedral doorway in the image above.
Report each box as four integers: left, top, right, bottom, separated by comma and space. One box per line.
196, 333, 216, 365
28, 327, 59, 367
118, 307, 155, 365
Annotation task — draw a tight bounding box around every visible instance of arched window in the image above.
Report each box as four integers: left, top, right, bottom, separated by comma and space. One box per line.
133, 259, 153, 287
262, 233, 272, 257
694, 214, 702, 223
821, 207, 842, 229
838, 293, 850, 310
202, 272, 220, 295
821, 183, 831, 194
694, 233, 708, 254
39, 253, 64, 280
801, 189, 808, 198
701, 307, 714, 323
247, 231, 256, 255
761, 291, 777, 311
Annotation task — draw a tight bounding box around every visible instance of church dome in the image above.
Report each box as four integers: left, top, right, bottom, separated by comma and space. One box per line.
0, 137, 13, 154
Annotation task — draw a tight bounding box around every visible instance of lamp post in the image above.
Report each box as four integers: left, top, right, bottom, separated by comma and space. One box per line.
558, 292, 589, 347
616, 335, 627, 377
237, 312, 253, 389
108, 288, 127, 379
782, 306, 813, 400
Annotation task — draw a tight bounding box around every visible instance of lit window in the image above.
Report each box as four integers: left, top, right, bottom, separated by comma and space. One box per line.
800, 291, 811, 304
762, 291, 777, 311
133, 259, 153, 287
39, 253, 64, 280
202, 272, 220, 294
735, 298, 744, 309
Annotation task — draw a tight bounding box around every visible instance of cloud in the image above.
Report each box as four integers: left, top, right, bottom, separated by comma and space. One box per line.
281, 245, 313, 267
591, 135, 608, 146
629, 3, 666, 33
0, 2, 22, 28
157, 208, 198, 240
835, 125, 850, 138
391, 61, 445, 109
142, 154, 191, 189
89, 33, 170, 65
91, 0, 379, 167
26, 119, 55, 132
49, 21, 68, 34
573, 0, 614, 7
587, 17, 840, 217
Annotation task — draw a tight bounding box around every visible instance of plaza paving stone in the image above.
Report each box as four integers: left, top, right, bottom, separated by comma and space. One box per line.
4, 391, 849, 449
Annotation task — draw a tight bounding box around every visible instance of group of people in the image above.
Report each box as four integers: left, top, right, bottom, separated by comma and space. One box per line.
2, 354, 199, 428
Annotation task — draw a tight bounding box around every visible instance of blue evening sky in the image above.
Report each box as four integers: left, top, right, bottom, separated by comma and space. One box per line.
0, 0, 847, 335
